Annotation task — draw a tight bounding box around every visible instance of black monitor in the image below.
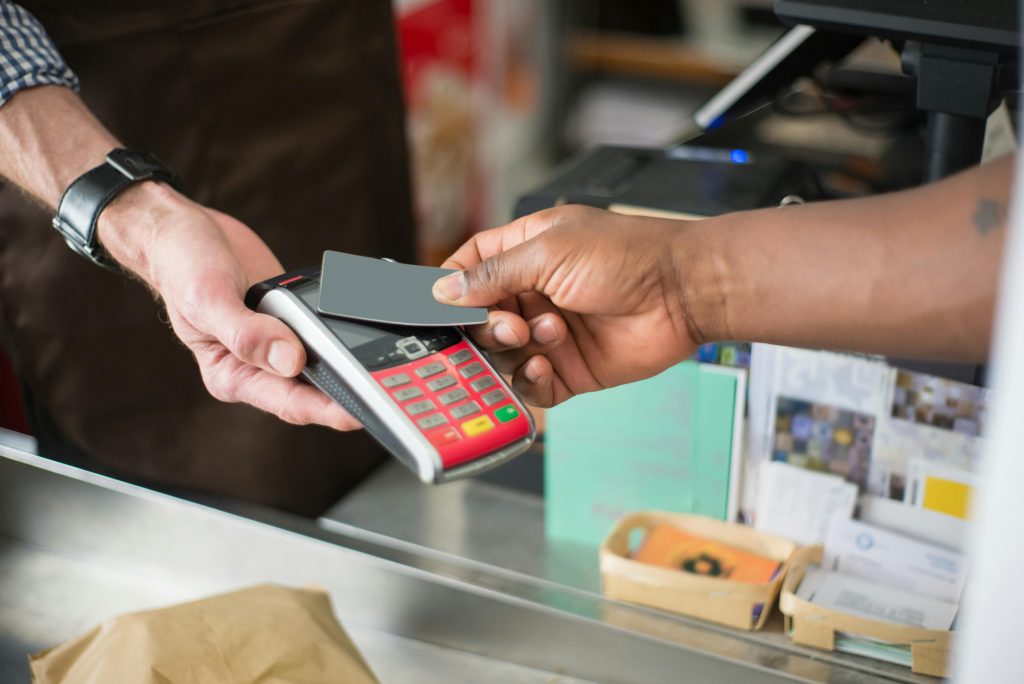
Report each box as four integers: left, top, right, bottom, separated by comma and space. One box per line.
775, 0, 1020, 52
696, 1, 1019, 136
775, 0, 1019, 183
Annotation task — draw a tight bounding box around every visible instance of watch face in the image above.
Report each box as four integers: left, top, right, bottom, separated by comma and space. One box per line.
106, 149, 169, 181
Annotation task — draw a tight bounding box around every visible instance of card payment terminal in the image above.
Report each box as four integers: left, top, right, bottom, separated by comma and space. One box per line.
245, 268, 536, 483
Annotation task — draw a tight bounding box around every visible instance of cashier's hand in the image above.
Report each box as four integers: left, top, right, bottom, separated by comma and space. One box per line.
97, 182, 361, 431
435, 205, 699, 407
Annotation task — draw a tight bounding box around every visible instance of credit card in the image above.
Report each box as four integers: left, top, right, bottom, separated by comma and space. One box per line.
318, 250, 488, 327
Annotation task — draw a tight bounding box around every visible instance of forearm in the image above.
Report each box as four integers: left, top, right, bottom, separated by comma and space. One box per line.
681, 154, 1014, 361
0, 85, 188, 283
0, 85, 118, 207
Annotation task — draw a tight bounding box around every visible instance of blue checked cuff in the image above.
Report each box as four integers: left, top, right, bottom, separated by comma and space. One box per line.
0, 0, 79, 106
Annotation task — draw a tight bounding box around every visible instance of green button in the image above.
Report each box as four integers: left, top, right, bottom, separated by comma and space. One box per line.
494, 404, 520, 423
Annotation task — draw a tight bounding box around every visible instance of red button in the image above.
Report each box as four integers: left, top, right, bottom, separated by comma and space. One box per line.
428, 426, 460, 446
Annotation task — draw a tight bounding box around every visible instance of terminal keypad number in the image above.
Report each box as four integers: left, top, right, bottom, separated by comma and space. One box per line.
372, 341, 526, 467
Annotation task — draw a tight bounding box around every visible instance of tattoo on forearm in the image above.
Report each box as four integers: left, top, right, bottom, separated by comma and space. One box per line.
973, 198, 1003, 236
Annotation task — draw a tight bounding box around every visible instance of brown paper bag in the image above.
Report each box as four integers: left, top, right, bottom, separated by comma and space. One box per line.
29, 584, 379, 684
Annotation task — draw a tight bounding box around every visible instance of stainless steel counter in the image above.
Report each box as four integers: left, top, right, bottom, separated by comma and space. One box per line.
325, 463, 938, 684
0, 440, 933, 683
0, 538, 595, 684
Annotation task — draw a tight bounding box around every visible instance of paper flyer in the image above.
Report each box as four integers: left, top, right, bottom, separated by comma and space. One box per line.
744, 344, 986, 520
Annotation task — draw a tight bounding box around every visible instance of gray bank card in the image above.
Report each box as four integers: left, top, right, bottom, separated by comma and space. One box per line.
317, 250, 489, 327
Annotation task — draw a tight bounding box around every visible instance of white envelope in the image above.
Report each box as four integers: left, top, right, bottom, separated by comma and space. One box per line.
823, 518, 967, 604
798, 567, 958, 631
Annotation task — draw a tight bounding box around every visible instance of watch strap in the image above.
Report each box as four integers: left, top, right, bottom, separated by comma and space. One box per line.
52, 150, 182, 269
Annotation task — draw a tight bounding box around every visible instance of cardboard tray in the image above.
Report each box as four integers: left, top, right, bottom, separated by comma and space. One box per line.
599, 511, 798, 630
778, 545, 954, 678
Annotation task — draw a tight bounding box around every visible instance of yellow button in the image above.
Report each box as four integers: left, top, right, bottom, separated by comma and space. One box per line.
461, 415, 495, 437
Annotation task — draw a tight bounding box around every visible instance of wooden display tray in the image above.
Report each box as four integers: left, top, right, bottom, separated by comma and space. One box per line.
600, 511, 798, 630
778, 545, 954, 678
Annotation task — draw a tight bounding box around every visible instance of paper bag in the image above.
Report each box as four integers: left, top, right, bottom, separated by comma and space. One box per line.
29, 584, 379, 684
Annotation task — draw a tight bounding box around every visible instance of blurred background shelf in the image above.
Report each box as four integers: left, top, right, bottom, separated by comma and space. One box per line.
565, 29, 739, 86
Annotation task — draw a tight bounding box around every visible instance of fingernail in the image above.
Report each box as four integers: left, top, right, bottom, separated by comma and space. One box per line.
524, 360, 542, 384
269, 340, 300, 375
530, 318, 558, 345
433, 272, 466, 303
493, 322, 518, 347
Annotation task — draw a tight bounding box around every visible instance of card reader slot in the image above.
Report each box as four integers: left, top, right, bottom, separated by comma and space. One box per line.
301, 361, 422, 475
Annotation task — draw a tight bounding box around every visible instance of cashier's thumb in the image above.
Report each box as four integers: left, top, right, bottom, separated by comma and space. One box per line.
226, 310, 305, 377
433, 245, 544, 307
184, 277, 306, 377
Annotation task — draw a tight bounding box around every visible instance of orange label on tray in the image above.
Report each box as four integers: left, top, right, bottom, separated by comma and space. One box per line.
632, 524, 780, 584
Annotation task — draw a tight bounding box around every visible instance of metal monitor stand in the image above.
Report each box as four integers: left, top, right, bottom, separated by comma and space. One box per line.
903, 42, 1005, 182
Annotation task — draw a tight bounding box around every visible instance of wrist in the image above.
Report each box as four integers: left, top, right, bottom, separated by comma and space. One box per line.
668, 215, 740, 345
96, 180, 191, 284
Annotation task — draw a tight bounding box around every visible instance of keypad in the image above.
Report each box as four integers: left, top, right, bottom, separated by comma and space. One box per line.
416, 362, 446, 378
470, 375, 496, 392
448, 349, 474, 365
426, 375, 457, 392
459, 362, 484, 379
381, 373, 411, 388
439, 387, 470, 405
393, 386, 423, 402
375, 346, 525, 446
406, 399, 436, 416
450, 401, 481, 419
481, 389, 507, 406
417, 414, 448, 430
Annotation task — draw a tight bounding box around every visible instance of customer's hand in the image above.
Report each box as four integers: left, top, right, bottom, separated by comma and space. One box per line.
98, 182, 360, 430
434, 205, 700, 407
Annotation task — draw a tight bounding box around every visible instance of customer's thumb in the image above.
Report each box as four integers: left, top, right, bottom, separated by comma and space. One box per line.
432, 243, 546, 307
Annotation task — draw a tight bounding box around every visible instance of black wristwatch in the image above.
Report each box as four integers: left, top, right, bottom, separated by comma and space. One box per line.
52, 148, 183, 270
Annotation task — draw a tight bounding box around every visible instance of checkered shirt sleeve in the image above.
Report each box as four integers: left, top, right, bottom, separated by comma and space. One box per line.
0, 0, 78, 106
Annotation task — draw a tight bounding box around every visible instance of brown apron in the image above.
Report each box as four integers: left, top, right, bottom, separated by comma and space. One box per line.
0, 0, 416, 516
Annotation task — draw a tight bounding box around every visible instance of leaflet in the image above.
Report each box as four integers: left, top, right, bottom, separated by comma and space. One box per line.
754, 461, 857, 545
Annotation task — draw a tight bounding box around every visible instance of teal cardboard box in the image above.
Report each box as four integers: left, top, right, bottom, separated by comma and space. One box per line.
545, 361, 745, 549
